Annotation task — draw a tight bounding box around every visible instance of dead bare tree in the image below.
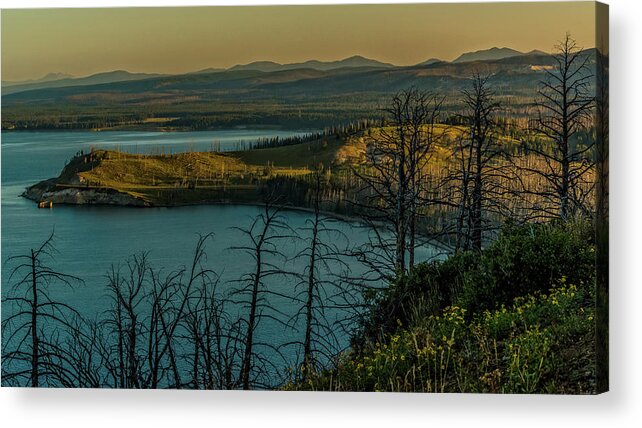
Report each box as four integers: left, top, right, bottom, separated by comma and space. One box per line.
452, 73, 502, 251
230, 199, 292, 389
181, 262, 244, 390
1, 233, 82, 387
101, 254, 149, 388
56, 316, 109, 387
286, 168, 349, 382
528, 33, 595, 220
100, 235, 216, 388
353, 88, 443, 277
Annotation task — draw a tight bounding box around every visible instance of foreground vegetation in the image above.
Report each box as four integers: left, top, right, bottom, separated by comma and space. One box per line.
289, 221, 597, 393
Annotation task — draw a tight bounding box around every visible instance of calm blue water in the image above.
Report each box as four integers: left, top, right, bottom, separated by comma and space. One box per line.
1, 130, 441, 386
1, 130, 325, 305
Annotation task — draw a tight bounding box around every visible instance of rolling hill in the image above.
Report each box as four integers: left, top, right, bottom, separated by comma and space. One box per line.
2, 70, 166, 95
415, 58, 444, 66
1, 48, 595, 131
453, 47, 526, 63
1, 52, 564, 104
228, 55, 395, 72
2, 72, 74, 87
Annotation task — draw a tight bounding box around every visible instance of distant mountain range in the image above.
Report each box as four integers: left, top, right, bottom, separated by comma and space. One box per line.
452, 47, 549, 63
416, 58, 444, 66
2, 49, 576, 106
1, 47, 558, 96
228, 55, 395, 72
2, 72, 75, 87
1, 56, 395, 95
2, 47, 598, 131
191, 67, 226, 74
2, 70, 165, 95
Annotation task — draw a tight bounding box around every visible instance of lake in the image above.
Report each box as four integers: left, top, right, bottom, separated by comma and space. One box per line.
1, 130, 442, 387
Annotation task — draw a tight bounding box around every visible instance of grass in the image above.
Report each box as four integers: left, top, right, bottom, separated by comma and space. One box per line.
41, 123, 593, 218
56, 149, 312, 205
229, 123, 508, 170
45, 131, 368, 206
231, 134, 362, 168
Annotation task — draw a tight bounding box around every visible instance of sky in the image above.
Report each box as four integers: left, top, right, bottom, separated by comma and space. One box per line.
1, 2, 597, 81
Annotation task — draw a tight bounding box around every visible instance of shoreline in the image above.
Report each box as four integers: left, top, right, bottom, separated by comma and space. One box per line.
23, 181, 366, 223
2, 125, 320, 133
22, 183, 454, 254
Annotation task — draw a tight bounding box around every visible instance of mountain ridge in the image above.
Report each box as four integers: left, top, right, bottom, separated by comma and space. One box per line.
2, 50, 572, 107
415, 58, 444, 66
453, 47, 525, 63
2, 47, 580, 100
2, 72, 75, 87
228, 55, 395, 72
2, 70, 166, 95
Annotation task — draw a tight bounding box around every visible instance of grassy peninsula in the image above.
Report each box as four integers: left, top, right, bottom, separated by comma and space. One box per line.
23, 122, 590, 222
24, 133, 366, 207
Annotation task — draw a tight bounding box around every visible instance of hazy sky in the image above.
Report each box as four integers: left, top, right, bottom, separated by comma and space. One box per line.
1, 2, 597, 81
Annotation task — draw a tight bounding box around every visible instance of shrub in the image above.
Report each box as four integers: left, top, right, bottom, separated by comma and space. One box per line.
355, 253, 477, 346
358, 219, 596, 347
293, 219, 598, 393
293, 282, 595, 393
457, 219, 595, 314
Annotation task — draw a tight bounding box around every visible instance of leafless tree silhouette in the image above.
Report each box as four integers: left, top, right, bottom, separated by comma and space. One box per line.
181, 256, 244, 389
1, 233, 82, 387
284, 168, 350, 381
230, 198, 293, 389
353, 88, 444, 277
99, 235, 216, 388
451, 73, 503, 251
527, 33, 595, 220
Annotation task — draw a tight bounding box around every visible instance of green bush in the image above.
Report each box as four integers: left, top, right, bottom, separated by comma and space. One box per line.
457, 219, 595, 315
355, 252, 478, 347
357, 220, 595, 348
293, 219, 598, 393
292, 283, 595, 393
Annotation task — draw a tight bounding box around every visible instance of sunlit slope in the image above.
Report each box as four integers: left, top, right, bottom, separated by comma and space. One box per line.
29, 124, 579, 212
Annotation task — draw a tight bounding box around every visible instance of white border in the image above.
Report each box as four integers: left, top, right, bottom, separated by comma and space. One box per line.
1, 1, 640, 427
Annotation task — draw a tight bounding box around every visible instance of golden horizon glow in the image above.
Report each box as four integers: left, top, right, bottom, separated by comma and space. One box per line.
1, 2, 596, 81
